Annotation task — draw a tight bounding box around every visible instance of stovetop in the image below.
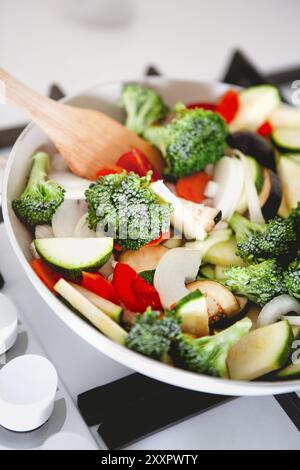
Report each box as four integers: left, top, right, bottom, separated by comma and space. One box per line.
1, 51, 300, 450
0, 224, 299, 450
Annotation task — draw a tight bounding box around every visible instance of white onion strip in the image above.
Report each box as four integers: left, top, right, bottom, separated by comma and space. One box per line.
257, 295, 300, 327
232, 149, 265, 224
280, 316, 300, 326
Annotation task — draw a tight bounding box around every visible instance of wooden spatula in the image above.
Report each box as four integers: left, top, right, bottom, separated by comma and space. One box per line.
0, 68, 164, 180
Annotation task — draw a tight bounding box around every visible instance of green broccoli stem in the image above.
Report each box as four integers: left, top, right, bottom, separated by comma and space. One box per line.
229, 213, 265, 241
26, 152, 49, 189
143, 125, 169, 156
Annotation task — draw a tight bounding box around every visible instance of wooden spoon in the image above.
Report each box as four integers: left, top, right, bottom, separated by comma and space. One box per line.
0, 68, 164, 180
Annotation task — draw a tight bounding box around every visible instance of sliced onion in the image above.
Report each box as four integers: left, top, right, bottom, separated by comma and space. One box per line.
73, 213, 95, 238
213, 156, 245, 220
232, 149, 265, 224
98, 256, 114, 278
154, 247, 201, 308
280, 315, 300, 326
214, 221, 229, 230
185, 228, 232, 255
30, 241, 40, 259
52, 199, 88, 237
257, 295, 300, 327
49, 171, 93, 200
35, 225, 54, 239
204, 181, 219, 199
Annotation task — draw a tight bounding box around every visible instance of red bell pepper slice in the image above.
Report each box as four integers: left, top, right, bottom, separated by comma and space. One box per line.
176, 172, 211, 203
112, 262, 162, 312
31, 259, 61, 293
186, 102, 216, 111
117, 148, 161, 181
257, 120, 272, 137
96, 165, 125, 178
216, 89, 239, 123
112, 263, 141, 311
145, 231, 169, 247
131, 275, 162, 311
82, 272, 120, 304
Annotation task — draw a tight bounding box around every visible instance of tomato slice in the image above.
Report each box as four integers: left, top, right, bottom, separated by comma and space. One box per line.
96, 165, 124, 178
176, 172, 211, 203
257, 120, 272, 137
117, 148, 161, 181
216, 89, 239, 123
186, 102, 216, 111
31, 259, 61, 293
82, 272, 120, 304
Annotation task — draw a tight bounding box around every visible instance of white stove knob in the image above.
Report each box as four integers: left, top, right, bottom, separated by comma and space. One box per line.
0, 293, 18, 355
0, 354, 58, 432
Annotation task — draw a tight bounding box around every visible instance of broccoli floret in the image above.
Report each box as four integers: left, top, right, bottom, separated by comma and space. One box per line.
284, 258, 300, 299
229, 213, 298, 264
122, 84, 168, 136
225, 259, 287, 306
173, 318, 251, 377
12, 152, 65, 226
85, 171, 172, 251
290, 202, 300, 236
125, 309, 181, 360
143, 106, 227, 178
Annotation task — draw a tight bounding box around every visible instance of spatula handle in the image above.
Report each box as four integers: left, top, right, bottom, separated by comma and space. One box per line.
0, 68, 61, 123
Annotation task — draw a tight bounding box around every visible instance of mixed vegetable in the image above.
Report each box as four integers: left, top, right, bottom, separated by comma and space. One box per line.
13, 82, 300, 381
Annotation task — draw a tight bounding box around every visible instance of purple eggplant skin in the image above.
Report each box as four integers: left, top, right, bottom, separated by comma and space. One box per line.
227, 131, 276, 171
261, 170, 282, 221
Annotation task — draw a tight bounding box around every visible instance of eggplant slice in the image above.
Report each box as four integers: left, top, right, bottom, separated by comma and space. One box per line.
227, 131, 276, 171
259, 168, 282, 220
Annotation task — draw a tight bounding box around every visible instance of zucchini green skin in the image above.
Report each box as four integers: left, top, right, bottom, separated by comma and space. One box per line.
275, 325, 295, 370
199, 264, 215, 280
276, 361, 300, 380
34, 239, 113, 280
175, 289, 203, 313
272, 132, 300, 153
274, 326, 300, 380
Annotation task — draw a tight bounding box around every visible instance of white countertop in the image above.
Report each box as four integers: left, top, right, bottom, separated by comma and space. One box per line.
1, 0, 300, 129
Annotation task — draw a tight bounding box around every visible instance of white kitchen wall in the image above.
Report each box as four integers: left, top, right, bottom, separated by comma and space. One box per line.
0, 0, 299, 127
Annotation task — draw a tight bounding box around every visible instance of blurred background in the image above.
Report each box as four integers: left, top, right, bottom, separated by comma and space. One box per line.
1, 0, 300, 128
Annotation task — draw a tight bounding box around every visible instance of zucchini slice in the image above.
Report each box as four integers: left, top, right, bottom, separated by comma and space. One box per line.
34, 237, 113, 279
229, 85, 280, 133
199, 264, 215, 280
54, 279, 127, 344
272, 128, 300, 153
270, 103, 300, 129
227, 320, 293, 380
276, 361, 300, 380
203, 237, 245, 267
236, 156, 264, 214
175, 290, 209, 337
277, 154, 300, 211
69, 283, 123, 323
